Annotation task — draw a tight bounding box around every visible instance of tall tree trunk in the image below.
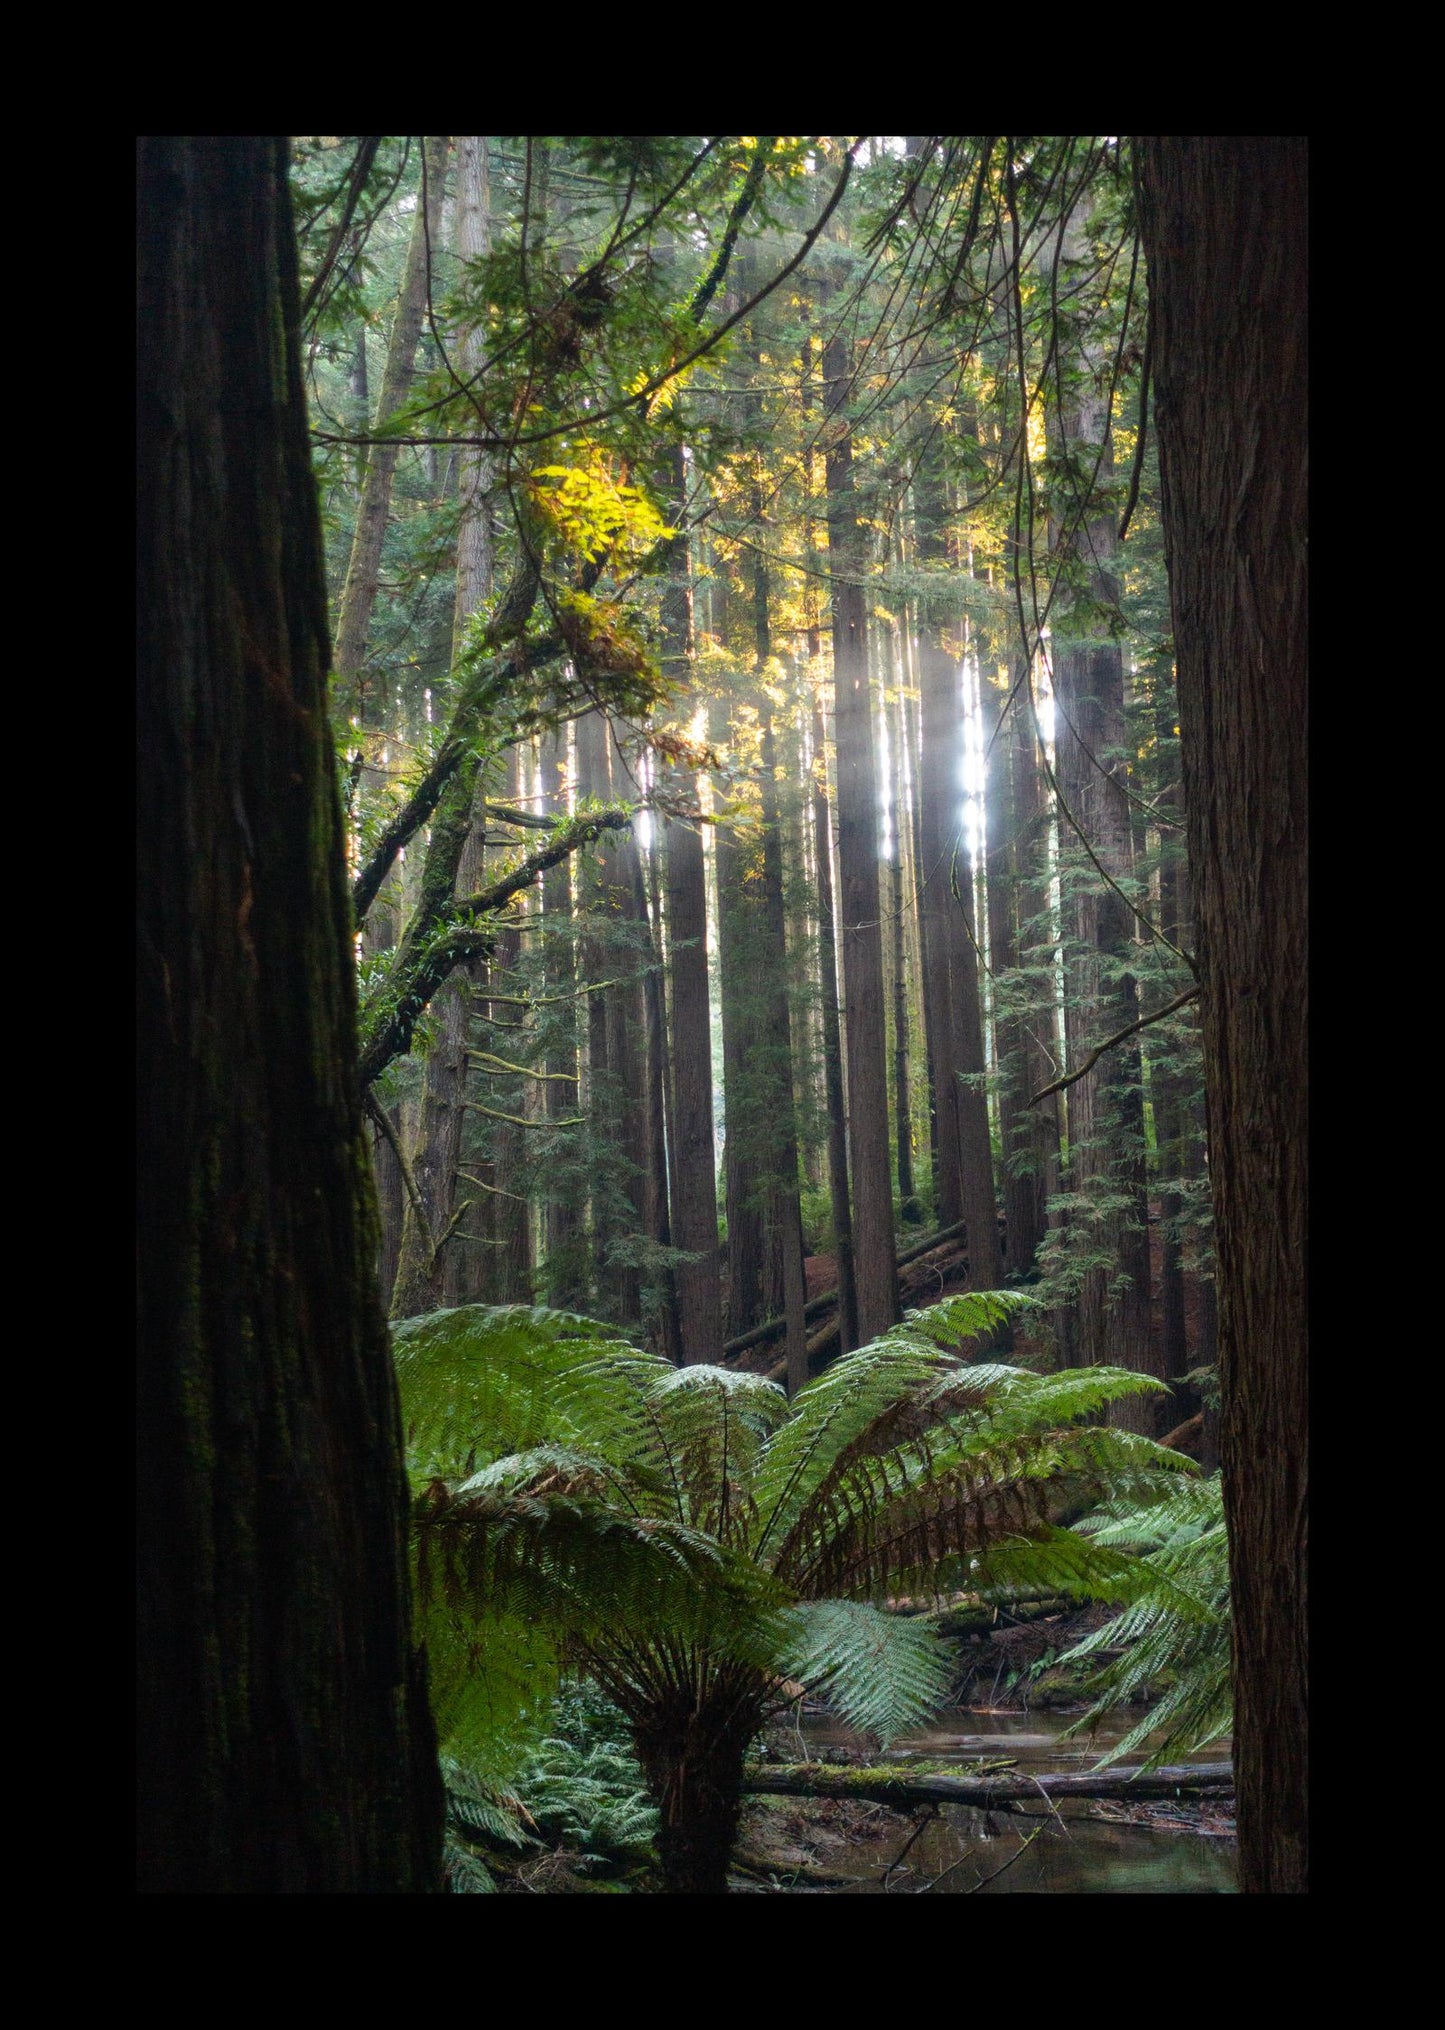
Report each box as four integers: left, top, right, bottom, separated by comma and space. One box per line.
332, 136, 448, 720
538, 723, 587, 1308
1048, 201, 1157, 1409
574, 710, 613, 1310
824, 329, 896, 1344
712, 686, 771, 1342
783, 696, 825, 1193
666, 804, 723, 1362
574, 709, 645, 1322
1137, 135, 1308, 1895
750, 533, 808, 1393
637, 808, 680, 1356
449, 137, 493, 651
887, 637, 922, 1223
809, 697, 858, 1351
912, 450, 1002, 1286
390, 137, 493, 1321
987, 663, 1052, 1275
658, 447, 723, 1362
1147, 669, 1205, 1433
800, 320, 857, 1339
137, 135, 441, 1893
389, 778, 482, 1320
484, 747, 534, 1305
606, 760, 651, 1326
1052, 638, 1159, 1413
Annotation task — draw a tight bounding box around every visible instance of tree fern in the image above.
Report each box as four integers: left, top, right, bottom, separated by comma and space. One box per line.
393, 1291, 1192, 1891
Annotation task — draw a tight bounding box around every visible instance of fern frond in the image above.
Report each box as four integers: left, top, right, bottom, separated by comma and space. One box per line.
897, 1288, 1035, 1350
441, 1756, 537, 1847
643, 1364, 788, 1542
751, 1318, 1001, 1567
776, 1600, 956, 1746
772, 1364, 1184, 1600
415, 1479, 747, 1633
1057, 1475, 1232, 1768
443, 1839, 500, 1892
1073, 1474, 1222, 1549
394, 1304, 649, 1481
422, 1604, 562, 1769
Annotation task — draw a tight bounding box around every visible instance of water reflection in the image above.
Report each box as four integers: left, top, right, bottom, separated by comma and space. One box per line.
778, 1708, 1237, 1894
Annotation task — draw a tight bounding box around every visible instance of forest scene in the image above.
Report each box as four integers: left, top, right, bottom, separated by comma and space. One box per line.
136, 136, 1307, 1895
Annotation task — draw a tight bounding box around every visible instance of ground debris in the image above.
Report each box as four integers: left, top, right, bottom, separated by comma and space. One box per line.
1087, 1796, 1237, 1839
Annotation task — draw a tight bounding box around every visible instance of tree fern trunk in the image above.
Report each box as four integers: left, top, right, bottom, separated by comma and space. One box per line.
632, 1692, 758, 1896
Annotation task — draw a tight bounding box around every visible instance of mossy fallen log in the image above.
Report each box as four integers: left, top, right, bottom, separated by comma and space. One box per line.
740, 1762, 1234, 1812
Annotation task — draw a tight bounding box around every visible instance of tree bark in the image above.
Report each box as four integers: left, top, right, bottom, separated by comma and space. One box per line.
136, 136, 441, 1892
656, 443, 722, 1362
712, 686, 773, 1342
484, 746, 535, 1305
887, 635, 922, 1223
825, 329, 897, 1344
1137, 134, 1308, 1895
666, 807, 723, 1362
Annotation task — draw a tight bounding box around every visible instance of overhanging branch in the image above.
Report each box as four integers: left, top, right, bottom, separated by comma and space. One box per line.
357, 805, 634, 1092
1027, 986, 1201, 1106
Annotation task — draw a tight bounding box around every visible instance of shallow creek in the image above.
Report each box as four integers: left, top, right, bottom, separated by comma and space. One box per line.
758, 1706, 1237, 1893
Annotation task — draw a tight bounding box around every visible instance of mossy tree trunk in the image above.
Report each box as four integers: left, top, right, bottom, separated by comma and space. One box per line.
136, 136, 441, 1893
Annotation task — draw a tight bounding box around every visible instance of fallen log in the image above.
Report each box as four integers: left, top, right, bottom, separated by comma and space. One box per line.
740, 1761, 1233, 1813
762, 1316, 839, 1385
723, 1222, 967, 1362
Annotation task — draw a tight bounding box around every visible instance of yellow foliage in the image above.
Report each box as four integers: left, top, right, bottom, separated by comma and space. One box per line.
529, 448, 673, 567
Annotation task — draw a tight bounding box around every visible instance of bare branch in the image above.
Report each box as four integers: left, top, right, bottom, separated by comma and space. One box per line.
1027, 986, 1201, 1106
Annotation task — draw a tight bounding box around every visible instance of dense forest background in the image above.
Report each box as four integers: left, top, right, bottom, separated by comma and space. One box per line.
305, 135, 1212, 1417
136, 135, 1305, 1895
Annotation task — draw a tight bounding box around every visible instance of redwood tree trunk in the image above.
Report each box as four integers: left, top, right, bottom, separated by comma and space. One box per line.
810, 702, 858, 1351
666, 806, 723, 1362
1137, 134, 1308, 1895
136, 136, 441, 1893
539, 724, 587, 1309
390, 139, 493, 1319
825, 329, 897, 1343
331, 136, 448, 718
912, 446, 1000, 1286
